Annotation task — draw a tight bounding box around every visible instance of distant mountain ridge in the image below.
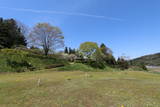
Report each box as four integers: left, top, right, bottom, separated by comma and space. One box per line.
132, 53, 160, 66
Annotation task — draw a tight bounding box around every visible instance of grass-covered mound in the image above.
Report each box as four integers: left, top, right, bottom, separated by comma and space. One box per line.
58, 63, 94, 71
0, 49, 67, 72
57, 63, 120, 72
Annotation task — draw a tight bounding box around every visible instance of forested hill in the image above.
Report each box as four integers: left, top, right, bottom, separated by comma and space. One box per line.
132, 53, 160, 66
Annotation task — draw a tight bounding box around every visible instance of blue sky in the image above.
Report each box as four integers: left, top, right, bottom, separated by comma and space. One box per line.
0, 0, 160, 59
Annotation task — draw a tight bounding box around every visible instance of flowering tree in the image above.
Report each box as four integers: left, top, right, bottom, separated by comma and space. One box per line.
29, 23, 64, 55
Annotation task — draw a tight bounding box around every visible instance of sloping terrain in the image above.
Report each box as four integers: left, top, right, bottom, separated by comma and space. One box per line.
0, 49, 67, 72
132, 53, 160, 66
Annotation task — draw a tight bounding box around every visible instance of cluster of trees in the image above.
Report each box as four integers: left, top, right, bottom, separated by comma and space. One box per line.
63, 42, 129, 69
0, 18, 27, 49
0, 17, 144, 71
0, 18, 64, 56
64, 47, 76, 54
78, 42, 129, 69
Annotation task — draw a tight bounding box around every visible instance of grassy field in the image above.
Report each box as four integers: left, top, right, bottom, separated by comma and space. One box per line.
0, 70, 160, 107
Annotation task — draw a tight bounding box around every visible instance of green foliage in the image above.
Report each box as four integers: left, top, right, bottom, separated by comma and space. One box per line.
100, 43, 113, 55
68, 48, 76, 54
58, 63, 94, 71
129, 62, 148, 71
100, 43, 116, 67
80, 42, 112, 69
0, 18, 27, 48
90, 48, 106, 69
0, 49, 67, 72
88, 61, 105, 69
58, 63, 121, 72
79, 42, 99, 59
104, 54, 116, 66
140, 63, 148, 71
117, 57, 129, 70
128, 65, 148, 71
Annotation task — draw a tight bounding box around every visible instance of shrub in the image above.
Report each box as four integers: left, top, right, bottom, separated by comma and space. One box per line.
117, 57, 129, 70
88, 60, 105, 69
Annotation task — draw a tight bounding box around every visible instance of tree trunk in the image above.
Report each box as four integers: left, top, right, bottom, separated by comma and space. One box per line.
44, 48, 49, 56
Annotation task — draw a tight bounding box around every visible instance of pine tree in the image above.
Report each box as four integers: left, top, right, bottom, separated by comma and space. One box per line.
0, 18, 27, 48
64, 47, 69, 54
69, 47, 72, 54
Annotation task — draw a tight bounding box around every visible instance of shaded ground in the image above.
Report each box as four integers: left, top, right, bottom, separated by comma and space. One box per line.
0, 70, 160, 107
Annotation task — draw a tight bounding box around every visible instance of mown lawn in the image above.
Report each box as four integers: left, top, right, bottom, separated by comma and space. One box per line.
0, 70, 160, 107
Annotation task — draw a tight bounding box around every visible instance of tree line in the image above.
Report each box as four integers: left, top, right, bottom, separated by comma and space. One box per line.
1, 17, 143, 70
0, 18, 64, 56
65, 41, 129, 69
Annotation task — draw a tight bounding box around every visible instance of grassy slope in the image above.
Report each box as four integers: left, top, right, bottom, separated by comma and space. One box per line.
0, 49, 67, 72
0, 70, 160, 107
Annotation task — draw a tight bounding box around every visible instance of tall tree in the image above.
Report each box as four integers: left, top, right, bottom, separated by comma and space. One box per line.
68, 47, 76, 54
0, 18, 27, 48
68, 47, 72, 54
100, 43, 116, 66
100, 43, 113, 55
79, 42, 99, 59
29, 23, 64, 55
79, 42, 105, 69
64, 47, 69, 54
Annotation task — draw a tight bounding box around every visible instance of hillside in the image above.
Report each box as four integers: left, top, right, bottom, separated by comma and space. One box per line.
132, 53, 160, 66
0, 49, 67, 72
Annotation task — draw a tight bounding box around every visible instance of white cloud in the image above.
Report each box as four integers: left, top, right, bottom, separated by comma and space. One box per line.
0, 6, 123, 21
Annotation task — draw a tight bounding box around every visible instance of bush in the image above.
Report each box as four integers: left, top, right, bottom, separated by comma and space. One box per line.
88, 60, 106, 69
117, 57, 129, 70
130, 63, 148, 71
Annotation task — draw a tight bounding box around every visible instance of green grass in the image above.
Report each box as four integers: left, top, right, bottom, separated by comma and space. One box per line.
57, 63, 95, 71
0, 49, 67, 72
57, 63, 120, 72
0, 70, 160, 107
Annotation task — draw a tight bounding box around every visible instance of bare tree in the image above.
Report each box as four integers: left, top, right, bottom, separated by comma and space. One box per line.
16, 21, 29, 36
29, 23, 64, 55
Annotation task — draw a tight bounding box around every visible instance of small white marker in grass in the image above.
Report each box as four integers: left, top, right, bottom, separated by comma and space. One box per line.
37, 78, 41, 87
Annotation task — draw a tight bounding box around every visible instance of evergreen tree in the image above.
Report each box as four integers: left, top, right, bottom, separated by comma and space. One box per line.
71, 48, 76, 54
64, 47, 69, 54
69, 47, 72, 54
0, 18, 27, 48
